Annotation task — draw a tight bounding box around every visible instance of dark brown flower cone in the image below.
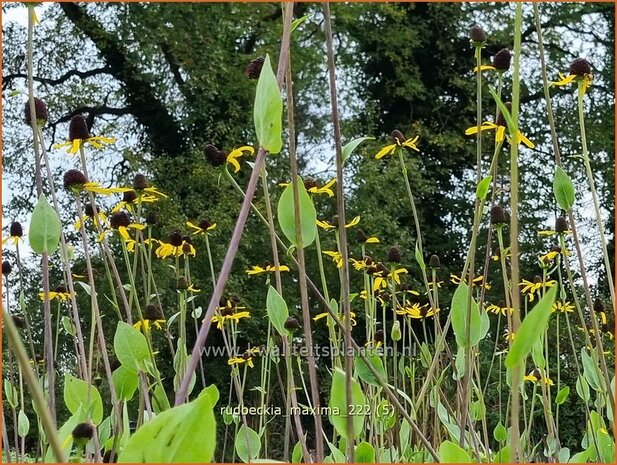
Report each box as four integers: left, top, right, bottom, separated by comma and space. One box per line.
169, 230, 183, 247
110, 212, 131, 229
391, 129, 406, 145
492, 48, 511, 71
246, 56, 265, 80
69, 115, 90, 141
63, 169, 88, 190
555, 216, 569, 233
133, 173, 148, 191
24, 97, 48, 125
569, 58, 591, 76
204, 143, 226, 167
429, 254, 441, 268
490, 205, 506, 225
10, 221, 23, 237
387, 246, 402, 263
2, 261, 12, 275
144, 303, 164, 321
469, 24, 487, 43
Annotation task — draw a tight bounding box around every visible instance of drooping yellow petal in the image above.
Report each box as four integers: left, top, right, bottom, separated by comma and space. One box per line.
227, 156, 241, 173
465, 122, 498, 136
365, 237, 380, 243
496, 125, 506, 142
517, 131, 535, 149
345, 216, 360, 228
375, 144, 396, 159
473, 65, 497, 72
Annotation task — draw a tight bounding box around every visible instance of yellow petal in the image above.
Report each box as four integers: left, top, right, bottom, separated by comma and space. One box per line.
375, 144, 396, 159
365, 237, 380, 243
473, 65, 496, 72
227, 156, 241, 173
345, 216, 360, 228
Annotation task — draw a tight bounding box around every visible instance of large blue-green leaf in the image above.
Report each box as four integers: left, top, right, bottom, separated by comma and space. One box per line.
277, 178, 317, 248
266, 286, 290, 337
118, 393, 216, 462
29, 194, 61, 254
63, 374, 103, 425
235, 425, 261, 463
450, 283, 482, 348
328, 368, 366, 440
553, 166, 576, 210
253, 54, 282, 153
113, 321, 150, 373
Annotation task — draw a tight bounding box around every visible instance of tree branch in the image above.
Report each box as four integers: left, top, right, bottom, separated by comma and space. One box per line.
59, 2, 185, 157
2, 67, 112, 88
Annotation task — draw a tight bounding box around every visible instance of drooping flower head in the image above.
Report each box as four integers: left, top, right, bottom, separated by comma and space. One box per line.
53, 115, 116, 154
24, 97, 48, 125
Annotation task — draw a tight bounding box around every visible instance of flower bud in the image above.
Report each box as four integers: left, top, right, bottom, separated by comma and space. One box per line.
246, 56, 265, 80
169, 230, 183, 247
109, 212, 130, 229
2, 261, 12, 275
391, 129, 406, 145
490, 205, 506, 225
391, 320, 402, 342
569, 58, 591, 76
10, 221, 23, 238
492, 48, 511, 71
387, 246, 402, 263
469, 24, 487, 43
133, 173, 148, 191
123, 190, 138, 204
177, 276, 189, 290
429, 254, 441, 269
284, 316, 301, 332
24, 97, 48, 125
69, 115, 90, 141
63, 169, 88, 191
555, 216, 569, 234
204, 143, 226, 167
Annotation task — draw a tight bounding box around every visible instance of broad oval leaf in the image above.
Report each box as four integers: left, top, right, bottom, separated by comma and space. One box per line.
253, 54, 282, 154
505, 286, 557, 368
328, 367, 366, 440
450, 282, 482, 348
556, 386, 570, 405
17, 409, 30, 437
113, 321, 150, 373
118, 393, 216, 462
342, 137, 374, 163
277, 178, 317, 248
354, 351, 386, 387
576, 375, 591, 403
553, 166, 576, 210
581, 348, 604, 392
266, 286, 290, 337
493, 421, 507, 442
63, 374, 103, 425
355, 441, 376, 463
29, 194, 62, 254
235, 425, 261, 463
439, 440, 471, 463
112, 366, 139, 402
476, 175, 492, 200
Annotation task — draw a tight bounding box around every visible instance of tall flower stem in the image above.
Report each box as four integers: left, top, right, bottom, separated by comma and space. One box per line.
508, 3, 523, 460
175, 0, 294, 406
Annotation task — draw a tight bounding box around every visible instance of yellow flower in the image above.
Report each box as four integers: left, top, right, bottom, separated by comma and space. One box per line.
99, 222, 147, 243
186, 220, 217, 235
212, 311, 251, 330
313, 310, 356, 326
75, 210, 109, 231
126, 237, 159, 253
309, 179, 336, 197
228, 347, 260, 369
155, 239, 196, 259
520, 277, 557, 302
38, 290, 72, 301
374, 268, 408, 291
465, 122, 534, 148
226, 146, 255, 173
375, 135, 420, 159
53, 136, 117, 154
316, 216, 361, 231
428, 280, 443, 289
111, 189, 165, 214
133, 319, 165, 332
450, 273, 491, 290
323, 251, 344, 268
395, 303, 437, 319
523, 369, 554, 386
246, 264, 290, 275
538, 229, 572, 237
486, 301, 513, 316
552, 72, 592, 95
552, 300, 574, 313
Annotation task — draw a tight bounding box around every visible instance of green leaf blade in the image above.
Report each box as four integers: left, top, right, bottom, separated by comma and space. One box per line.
29, 194, 62, 254
253, 54, 282, 154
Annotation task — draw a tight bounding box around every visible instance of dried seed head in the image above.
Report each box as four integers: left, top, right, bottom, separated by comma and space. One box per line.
198, 219, 213, 231
374, 329, 385, 343
569, 58, 591, 76
284, 316, 301, 332
169, 230, 183, 247
145, 211, 158, 225
303, 178, 317, 190
123, 190, 138, 204
490, 205, 506, 225
109, 211, 131, 229
429, 254, 441, 269
2, 261, 12, 275
203, 143, 226, 167
469, 24, 487, 43
356, 229, 368, 243
391, 129, 406, 144
72, 421, 95, 441
593, 298, 604, 313
495, 102, 512, 127
69, 115, 90, 141
84, 204, 96, 218
10, 221, 23, 238
492, 48, 511, 71
63, 169, 88, 191
24, 97, 48, 125
387, 246, 402, 263
133, 173, 148, 191
177, 276, 189, 290
555, 216, 569, 234
12, 315, 26, 330
246, 56, 265, 80
144, 303, 164, 321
